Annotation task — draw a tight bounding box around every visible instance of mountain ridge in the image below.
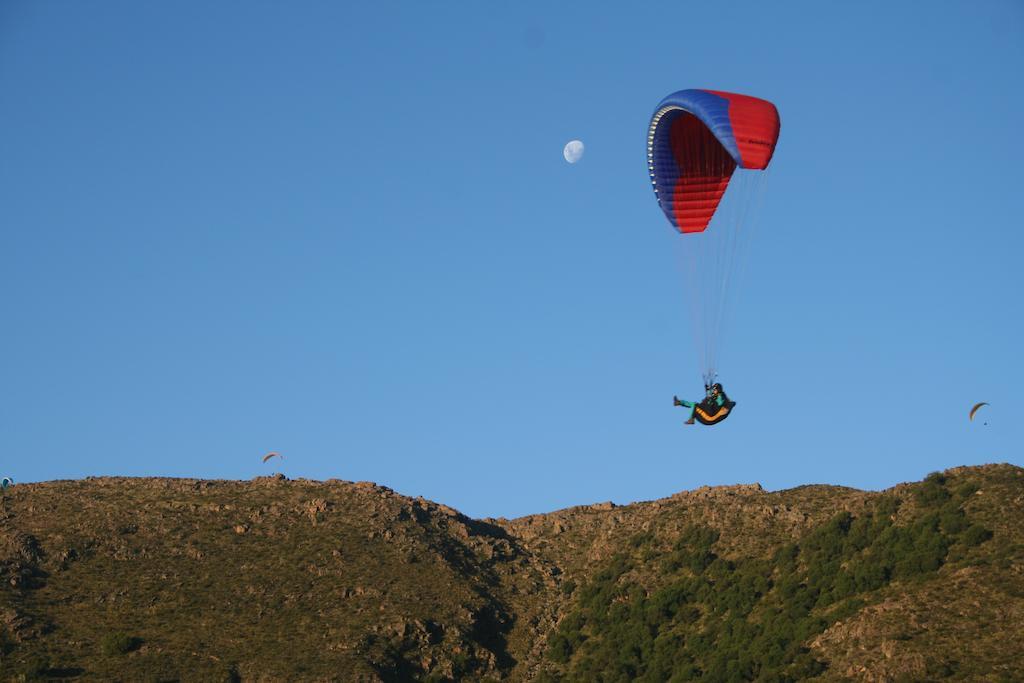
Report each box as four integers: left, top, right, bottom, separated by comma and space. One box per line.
1, 463, 1021, 681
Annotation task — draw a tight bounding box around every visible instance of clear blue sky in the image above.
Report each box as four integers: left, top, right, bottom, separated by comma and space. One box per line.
2, 1, 1021, 519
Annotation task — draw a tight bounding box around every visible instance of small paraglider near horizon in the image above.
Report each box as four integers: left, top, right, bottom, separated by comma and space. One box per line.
674, 383, 736, 426
262, 452, 282, 463
563, 139, 584, 164
1, 477, 12, 490
969, 402, 988, 425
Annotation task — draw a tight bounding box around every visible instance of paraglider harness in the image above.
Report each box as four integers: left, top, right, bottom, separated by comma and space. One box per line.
693, 383, 736, 426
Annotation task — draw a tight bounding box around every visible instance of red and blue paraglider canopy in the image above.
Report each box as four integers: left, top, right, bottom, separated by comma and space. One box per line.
648, 89, 780, 234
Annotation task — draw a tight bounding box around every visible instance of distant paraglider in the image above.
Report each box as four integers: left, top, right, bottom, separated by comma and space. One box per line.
262, 452, 282, 463
0, 477, 12, 490
969, 402, 989, 425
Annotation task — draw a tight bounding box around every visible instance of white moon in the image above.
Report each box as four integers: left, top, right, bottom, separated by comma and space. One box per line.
563, 139, 584, 164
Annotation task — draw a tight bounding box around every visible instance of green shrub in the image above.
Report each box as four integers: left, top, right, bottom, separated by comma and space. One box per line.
916, 473, 951, 506
0, 628, 14, 657
962, 524, 993, 547
16, 661, 47, 681
218, 662, 242, 683
832, 597, 866, 621
547, 633, 573, 663
940, 508, 968, 535
100, 631, 140, 656
955, 482, 979, 499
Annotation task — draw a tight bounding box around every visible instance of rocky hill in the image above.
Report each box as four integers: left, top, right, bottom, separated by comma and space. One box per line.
1, 464, 1022, 681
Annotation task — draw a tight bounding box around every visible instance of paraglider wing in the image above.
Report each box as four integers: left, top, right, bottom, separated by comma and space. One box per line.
0, 477, 12, 490
969, 402, 988, 421
262, 452, 282, 463
648, 89, 780, 233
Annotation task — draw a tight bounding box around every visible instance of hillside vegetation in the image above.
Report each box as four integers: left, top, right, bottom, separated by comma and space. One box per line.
1, 464, 1022, 681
